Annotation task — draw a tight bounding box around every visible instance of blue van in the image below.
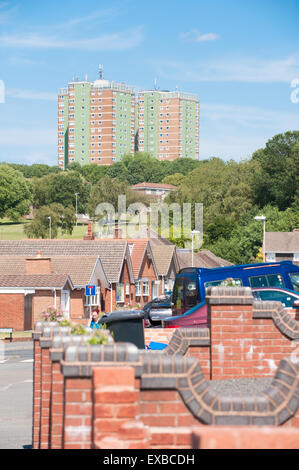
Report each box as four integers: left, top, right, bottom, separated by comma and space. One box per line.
164, 261, 299, 328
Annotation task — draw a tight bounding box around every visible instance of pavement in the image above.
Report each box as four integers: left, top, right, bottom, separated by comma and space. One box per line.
0, 341, 33, 449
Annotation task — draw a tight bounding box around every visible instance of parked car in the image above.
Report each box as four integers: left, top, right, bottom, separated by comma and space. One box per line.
252, 287, 299, 309
143, 292, 172, 327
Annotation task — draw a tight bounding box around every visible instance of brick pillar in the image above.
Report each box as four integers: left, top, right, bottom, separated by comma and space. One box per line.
50, 361, 64, 449
206, 286, 254, 380
63, 378, 93, 449
93, 366, 150, 449
40, 346, 52, 448
32, 337, 41, 449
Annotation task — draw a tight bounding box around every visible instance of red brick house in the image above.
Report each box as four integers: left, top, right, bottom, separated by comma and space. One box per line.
0, 239, 135, 315
0, 252, 110, 329
127, 239, 159, 305
0, 272, 73, 331
130, 182, 178, 200
150, 244, 180, 295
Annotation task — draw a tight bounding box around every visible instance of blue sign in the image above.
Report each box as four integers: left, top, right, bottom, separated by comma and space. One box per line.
85, 285, 96, 296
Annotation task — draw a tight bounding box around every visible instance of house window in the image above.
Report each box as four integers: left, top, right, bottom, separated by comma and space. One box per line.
125, 283, 130, 296
142, 279, 149, 296
116, 283, 124, 303
135, 280, 141, 296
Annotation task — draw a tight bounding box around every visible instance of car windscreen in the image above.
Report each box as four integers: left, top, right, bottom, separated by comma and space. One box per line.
289, 273, 299, 293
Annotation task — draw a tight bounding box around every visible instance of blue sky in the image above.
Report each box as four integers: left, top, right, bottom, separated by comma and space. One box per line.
0, 0, 298, 165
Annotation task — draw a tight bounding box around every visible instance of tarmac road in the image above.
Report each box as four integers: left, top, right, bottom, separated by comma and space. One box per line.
0, 341, 33, 449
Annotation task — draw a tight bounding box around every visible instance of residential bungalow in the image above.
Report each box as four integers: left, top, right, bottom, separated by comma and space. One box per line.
0, 252, 110, 329
127, 239, 159, 304
0, 272, 73, 331
0, 239, 136, 315
265, 230, 299, 265
150, 244, 180, 295
130, 182, 178, 201
176, 248, 233, 270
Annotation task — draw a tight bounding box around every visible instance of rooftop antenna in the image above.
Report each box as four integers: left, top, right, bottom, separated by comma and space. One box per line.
85, 73, 88, 81
99, 64, 103, 80
154, 77, 157, 90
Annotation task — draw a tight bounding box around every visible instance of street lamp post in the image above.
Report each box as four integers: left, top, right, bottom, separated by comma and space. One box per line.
254, 215, 266, 262
191, 230, 200, 267
75, 193, 79, 226
48, 216, 52, 240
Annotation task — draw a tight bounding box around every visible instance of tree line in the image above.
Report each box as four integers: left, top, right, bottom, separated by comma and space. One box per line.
0, 130, 298, 264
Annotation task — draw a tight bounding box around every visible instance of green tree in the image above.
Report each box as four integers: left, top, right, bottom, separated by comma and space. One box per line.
87, 176, 149, 219
162, 173, 185, 187
24, 203, 76, 239
252, 131, 299, 209
0, 164, 32, 220
206, 205, 299, 265
80, 164, 108, 184
33, 171, 90, 213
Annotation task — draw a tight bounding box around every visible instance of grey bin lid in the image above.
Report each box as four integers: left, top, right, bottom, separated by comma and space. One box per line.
98, 310, 145, 325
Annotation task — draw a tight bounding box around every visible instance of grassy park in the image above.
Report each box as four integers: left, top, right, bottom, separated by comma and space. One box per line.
0, 218, 88, 240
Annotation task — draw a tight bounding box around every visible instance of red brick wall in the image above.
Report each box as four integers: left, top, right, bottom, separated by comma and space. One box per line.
210, 303, 298, 380
144, 328, 174, 347
32, 290, 56, 325
0, 293, 24, 331
192, 426, 299, 449
63, 378, 93, 449
50, 362, 64, 449
32, 336, 299, 450
69, 289, 86, 320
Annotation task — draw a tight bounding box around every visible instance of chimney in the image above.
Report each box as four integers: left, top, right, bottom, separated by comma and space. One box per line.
114, 226, 122, 239
26, 252, 52, 274
83, 222, 95, 240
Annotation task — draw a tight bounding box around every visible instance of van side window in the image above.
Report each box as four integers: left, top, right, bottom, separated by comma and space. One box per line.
249, 274, 285, 288
249, 275, 267, 288
205, 278, 242, 289
267, 274, 284, 287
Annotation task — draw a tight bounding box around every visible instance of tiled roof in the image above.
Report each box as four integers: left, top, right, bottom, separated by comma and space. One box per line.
131, 182, 178, 190
265, 231, 299, 253
177, 249, 233, 270
0, 255, 102, 287
127, 239, 159, 280
150, 245, 178, 276
0, 240, 129, 283
127, 239, 148, 279
0, 274, 70, 289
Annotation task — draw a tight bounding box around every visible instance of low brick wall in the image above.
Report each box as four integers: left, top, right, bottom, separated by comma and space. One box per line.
32, 320, 299, 449
206, 287, 299, 380
144, 328, 174, 347
31, 286, 299, 450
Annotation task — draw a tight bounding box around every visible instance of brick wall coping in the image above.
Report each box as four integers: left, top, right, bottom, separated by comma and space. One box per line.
164, 327, 210, 356
59, 342, 299, 426
206, 286, 254, 305
32, 321, 95, 348
33, 321, 58, 340
50, 334, 97, 362
253, 301, 299, 340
